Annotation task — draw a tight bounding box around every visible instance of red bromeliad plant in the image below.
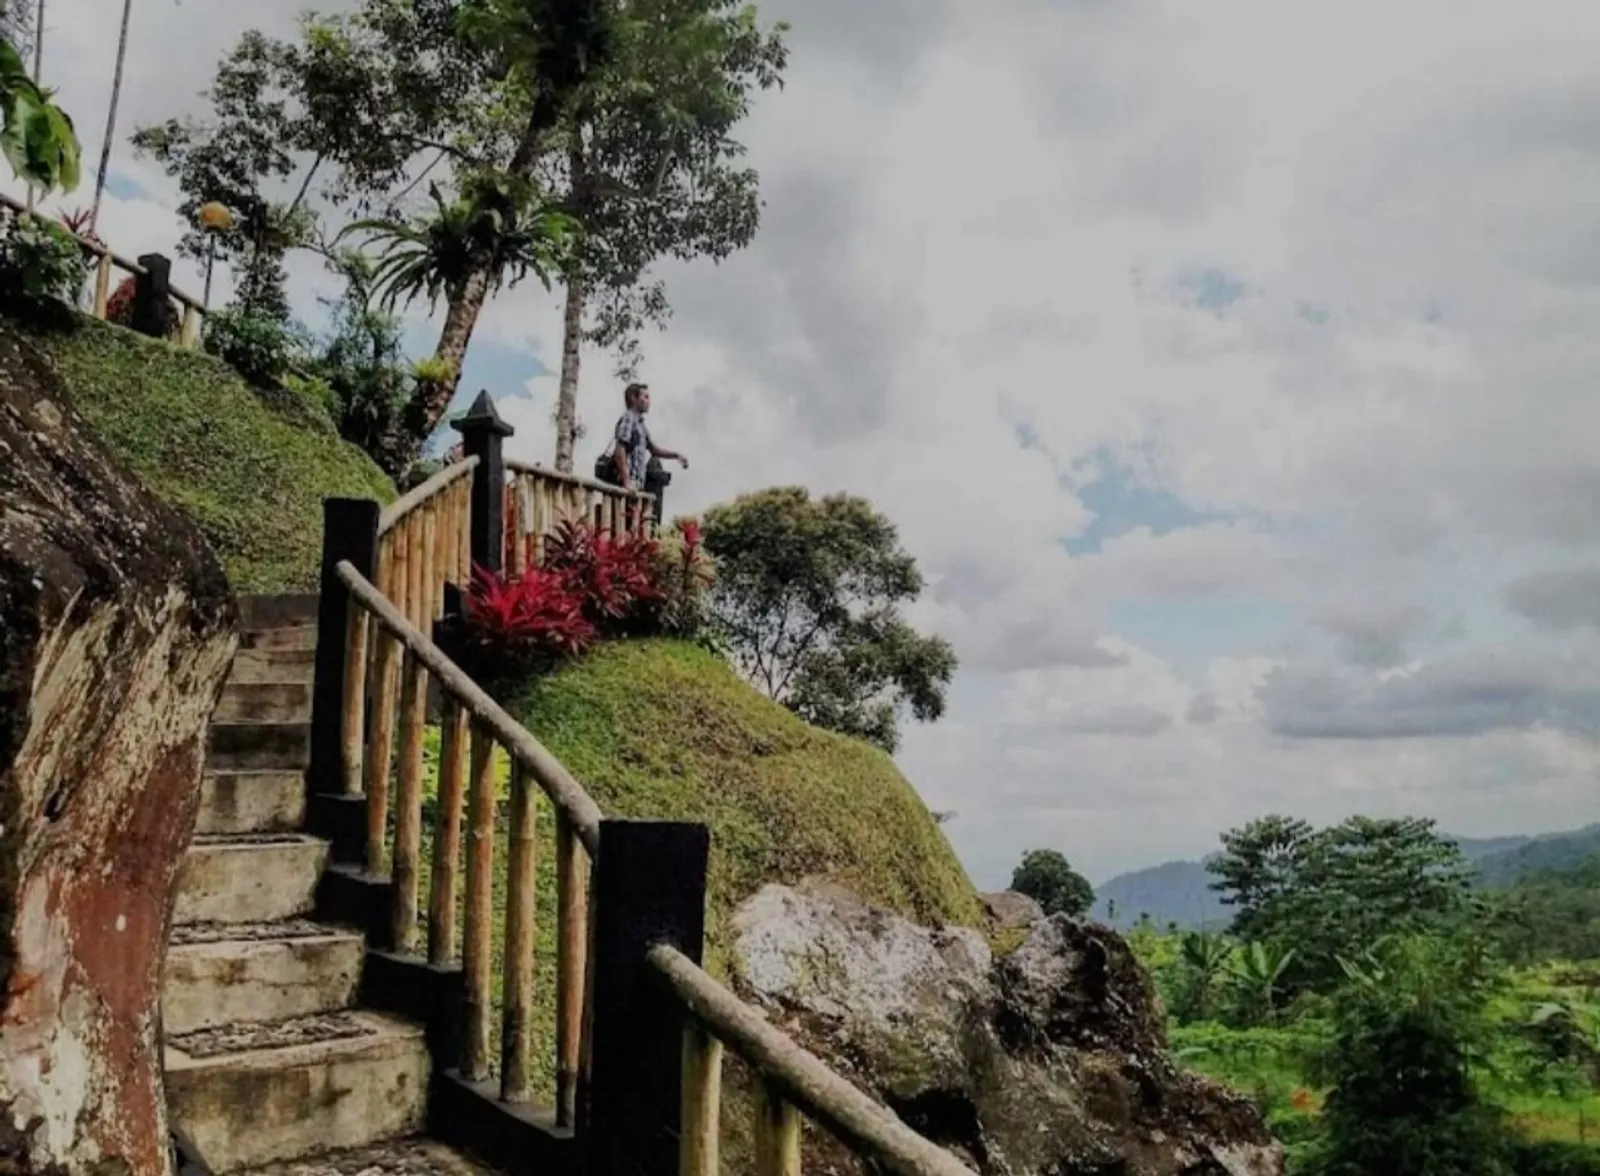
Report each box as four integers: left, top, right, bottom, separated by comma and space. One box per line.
542, 519, 661, 631
459, 564, 595, 681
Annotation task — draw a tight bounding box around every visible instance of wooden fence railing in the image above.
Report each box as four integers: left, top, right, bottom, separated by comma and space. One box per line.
338, 559, 598, 1121
650, 945, 979, 1176
504, 459, 657, 574
306, 396, 978, 1176
0, 191, 208, 345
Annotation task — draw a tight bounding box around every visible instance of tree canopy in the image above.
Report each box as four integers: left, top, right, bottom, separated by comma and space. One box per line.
1010, 849, 1095, 918
701, 487, 956, 753
1208, 814, 1476, 991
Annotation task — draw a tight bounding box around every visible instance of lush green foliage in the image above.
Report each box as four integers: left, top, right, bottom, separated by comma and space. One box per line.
1132, 830, 1600, 1172
203, 307, 298, 387
0, 209, 88, 319
0, 33, 79, 193
1210, 813, 1476, 991
701, 486, 957, 753
1011, 848, 1095, 917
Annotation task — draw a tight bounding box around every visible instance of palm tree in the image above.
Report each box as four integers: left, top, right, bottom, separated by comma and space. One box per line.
342, 175, 579, 442
88, 0, 132, 231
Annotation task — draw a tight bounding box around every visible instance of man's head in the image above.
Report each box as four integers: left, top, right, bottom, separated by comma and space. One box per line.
625, 382, 651, 413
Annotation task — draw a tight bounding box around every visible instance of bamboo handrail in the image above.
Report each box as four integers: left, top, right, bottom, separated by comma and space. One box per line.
0, 190, 207, 310
647, 944, 980, 1176
505, 458, 656, 504
379, 456, 479, 536
336, 560, 604, 853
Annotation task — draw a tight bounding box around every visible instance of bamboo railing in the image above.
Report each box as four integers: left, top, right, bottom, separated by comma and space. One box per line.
338, 556, 599, 1123
504, 459, 657, 574
0, 191, 208, 345
649, 945, 980, 1176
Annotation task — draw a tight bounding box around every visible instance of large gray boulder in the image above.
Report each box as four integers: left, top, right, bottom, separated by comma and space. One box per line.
733, 883, 1283, 1176
0, 328, 237, 1175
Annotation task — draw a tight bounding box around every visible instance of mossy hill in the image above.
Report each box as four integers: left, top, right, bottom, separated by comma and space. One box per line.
3, 313, 394, 591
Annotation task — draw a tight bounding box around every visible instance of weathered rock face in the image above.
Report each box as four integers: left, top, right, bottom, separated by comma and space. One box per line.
733, 883, 1284, 1176
0, 329, 237, 1175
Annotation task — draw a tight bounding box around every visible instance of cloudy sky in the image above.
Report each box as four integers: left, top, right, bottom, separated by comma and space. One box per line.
28, 0, 1600, 888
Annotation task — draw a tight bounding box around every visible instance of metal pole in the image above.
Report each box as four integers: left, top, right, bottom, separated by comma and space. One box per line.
202, 235, 216, 310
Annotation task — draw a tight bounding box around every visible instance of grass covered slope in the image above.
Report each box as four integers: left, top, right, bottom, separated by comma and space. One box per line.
8, 314, 394, 591
515, 639, 981, 957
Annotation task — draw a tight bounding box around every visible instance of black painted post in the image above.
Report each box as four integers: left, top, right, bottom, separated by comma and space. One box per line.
451, 391, 514, 575
132, 252, 173, 339
579, 819, 710, 1176
307, 497, 381, 809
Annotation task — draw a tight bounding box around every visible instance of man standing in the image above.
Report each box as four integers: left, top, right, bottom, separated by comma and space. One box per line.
599, 381, 688, 493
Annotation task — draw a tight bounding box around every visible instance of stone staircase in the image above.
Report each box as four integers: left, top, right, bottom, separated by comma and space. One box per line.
161, 595, 489, 1176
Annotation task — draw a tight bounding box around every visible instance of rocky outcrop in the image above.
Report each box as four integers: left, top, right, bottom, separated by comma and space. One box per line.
0, 329, 237, 1175
733, 883, 1284, 1176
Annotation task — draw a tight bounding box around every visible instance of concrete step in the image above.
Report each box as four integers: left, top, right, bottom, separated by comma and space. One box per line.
215, 681, 313, 724
164, 920, 364, 1036
164, 1011, 429, 1173
208, 722, 310, 772
198, 770, 305, 836
240, 625, 317, 653
239, 594, 320, 631
230, 1138, 499, 1176
174, 835, 328, 926
230, 647, 316, 685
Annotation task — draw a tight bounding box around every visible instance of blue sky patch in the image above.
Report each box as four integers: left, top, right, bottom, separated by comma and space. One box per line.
1175, 267, 1248, 313
104, 171, 148, 202
1110, 596, 1298, 677
1064, 457, 1226, 556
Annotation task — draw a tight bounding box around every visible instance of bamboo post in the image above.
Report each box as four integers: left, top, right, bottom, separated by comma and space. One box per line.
421, 500, 439, 624
501, 759, 538, 1101
179, 304, 201, 348
556, 811, 589, 1127
438, 487, 458, 601
364, 528, 405, 871
508, 477, 527, 577
391, 649, 427, 952
428, 699, 468, 965
408, 513, 427, 630
680, 1025, 723, 1176
458, 477, 472, 582
461, 725, 498, 1081
92, 252, 113, 318
532, 479, 548, 567
339, 602, 369, 795
754, 1082, 802, 1176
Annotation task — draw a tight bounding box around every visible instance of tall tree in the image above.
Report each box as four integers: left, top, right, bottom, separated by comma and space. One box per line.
89, 0, 132, 230
1010, 849, 1095, 918
1208, 814, 1314, 940
539, 0, 787, 471
701, 486, 957, 753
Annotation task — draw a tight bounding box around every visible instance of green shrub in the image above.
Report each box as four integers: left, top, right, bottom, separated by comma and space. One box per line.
0, 210, 89, 320
1506, 1140, 1600, 1176
203, 307, 296, 387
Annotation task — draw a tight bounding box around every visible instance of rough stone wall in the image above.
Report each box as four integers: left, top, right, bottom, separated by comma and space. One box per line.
0, 328, 237, 1176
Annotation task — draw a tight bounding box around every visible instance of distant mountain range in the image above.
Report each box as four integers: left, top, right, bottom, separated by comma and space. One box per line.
1088, 823, 1600, 931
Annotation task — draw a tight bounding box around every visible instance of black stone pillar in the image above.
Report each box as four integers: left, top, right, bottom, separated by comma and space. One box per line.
451, 391, 513, 575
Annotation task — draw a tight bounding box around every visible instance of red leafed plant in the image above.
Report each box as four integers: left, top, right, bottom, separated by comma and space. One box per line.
105, 274, 137, 325
461, 564, 595, 675
58, 207, 103, 249
542, 520, 661, 630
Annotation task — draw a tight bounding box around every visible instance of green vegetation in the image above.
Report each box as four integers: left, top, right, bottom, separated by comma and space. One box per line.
1123, 812, 1600, 1174
702, 486, 958, 753
1010, 848, 1095, 917
6, 312, 394, 590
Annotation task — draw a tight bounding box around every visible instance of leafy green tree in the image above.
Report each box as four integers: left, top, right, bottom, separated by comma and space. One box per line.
1010, 849, 1094, 918
1208, 814, 1314, 940
1209, 814, 1475, 991
543, 0, 787, 471
701, 487, 956, 753
1486, 855, 1600, 965
1303, 935, 1512, 1176
0, 30, 77, 193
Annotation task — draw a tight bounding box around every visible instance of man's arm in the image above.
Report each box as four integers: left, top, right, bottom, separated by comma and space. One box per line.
614, 443, 631, 488
647, 437, 688, 467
